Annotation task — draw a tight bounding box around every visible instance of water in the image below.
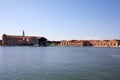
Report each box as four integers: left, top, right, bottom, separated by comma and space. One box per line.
0, 47, 120, 80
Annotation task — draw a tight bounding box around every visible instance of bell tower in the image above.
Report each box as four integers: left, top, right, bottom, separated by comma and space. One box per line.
23, 30, 25, 36
23, 30, 25, 40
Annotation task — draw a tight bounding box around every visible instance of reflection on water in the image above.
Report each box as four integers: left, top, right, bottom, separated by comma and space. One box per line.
0, 47, 120, 80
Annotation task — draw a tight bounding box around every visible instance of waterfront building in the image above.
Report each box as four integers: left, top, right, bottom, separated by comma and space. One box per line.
89, 40, 120, 47
2, 31, 47, 46
60, 39, 120, 47
0, 40, 2, 45
60, 40, 91, 46
38, 37, 48, 46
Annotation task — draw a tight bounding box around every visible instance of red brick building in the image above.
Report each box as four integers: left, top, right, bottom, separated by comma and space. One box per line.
89, 40, 120, 47
2, 31, 41, 46
60, 40, 91, 46
60, 40, 120, 47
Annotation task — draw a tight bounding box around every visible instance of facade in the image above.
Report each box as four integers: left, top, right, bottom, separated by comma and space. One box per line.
60, 40, 120, 47
2, 31, 47, 46
89, 40, 120, 47
38, 37, 48, 46
60, 40, 91, 46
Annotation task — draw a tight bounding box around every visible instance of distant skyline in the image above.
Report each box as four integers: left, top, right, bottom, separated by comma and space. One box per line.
0, 0, 120, 40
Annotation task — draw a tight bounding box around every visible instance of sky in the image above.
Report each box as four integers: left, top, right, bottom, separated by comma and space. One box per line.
0, 0, 120, 40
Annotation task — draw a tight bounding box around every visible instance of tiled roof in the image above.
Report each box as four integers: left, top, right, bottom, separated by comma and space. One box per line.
6, 35, 41, 39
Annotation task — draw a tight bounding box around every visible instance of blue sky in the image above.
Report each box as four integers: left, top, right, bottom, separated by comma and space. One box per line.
0, 0, 120, 40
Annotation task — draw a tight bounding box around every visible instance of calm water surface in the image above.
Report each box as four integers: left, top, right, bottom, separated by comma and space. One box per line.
0, 47, 120, 80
